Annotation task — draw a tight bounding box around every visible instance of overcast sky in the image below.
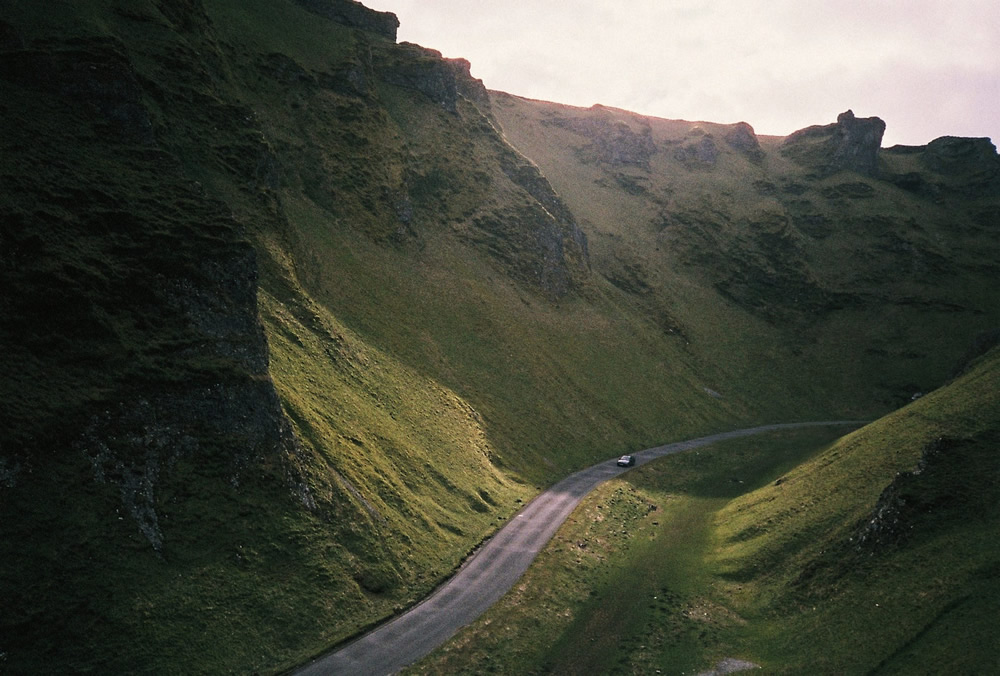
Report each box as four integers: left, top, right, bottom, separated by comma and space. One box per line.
367, 1, 998, 147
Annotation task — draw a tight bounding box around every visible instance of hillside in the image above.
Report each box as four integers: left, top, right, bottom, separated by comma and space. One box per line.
414, 346, 1000, 673
1, 0, 998, 673
490, 95, 1000, 415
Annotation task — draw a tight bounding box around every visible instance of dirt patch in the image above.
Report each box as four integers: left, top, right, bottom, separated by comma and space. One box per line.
697, 657, 759, 675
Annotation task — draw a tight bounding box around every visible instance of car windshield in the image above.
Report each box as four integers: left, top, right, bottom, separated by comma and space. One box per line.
619, 456, 630, 462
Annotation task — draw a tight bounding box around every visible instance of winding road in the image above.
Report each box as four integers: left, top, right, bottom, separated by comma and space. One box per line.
295, 421, 863, 676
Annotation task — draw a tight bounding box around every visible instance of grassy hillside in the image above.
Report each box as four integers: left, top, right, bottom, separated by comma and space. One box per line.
415, 346, 1000, 674
710, 346, 1000, 673
491, 94, 1000, 415
1, 0, 998, 673
0, 1, 737, 671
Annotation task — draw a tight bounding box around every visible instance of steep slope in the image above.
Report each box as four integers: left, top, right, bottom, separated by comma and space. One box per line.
491, 94, 1000, 414
1, 1, 998, 673
0, 1, 732, 672
413, 345, 1000, 674
708, 344, 1000, 672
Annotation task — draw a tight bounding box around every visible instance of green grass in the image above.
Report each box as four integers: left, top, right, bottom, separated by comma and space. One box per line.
412, 349, 1000, 674
710, 348, 1000, 672
411, 426, 850, 674
259, 281, 534, 580
272, 194, 741, 483
490, 93, 1000, 415
1, 4, 740, 669
2, 1, 999, 673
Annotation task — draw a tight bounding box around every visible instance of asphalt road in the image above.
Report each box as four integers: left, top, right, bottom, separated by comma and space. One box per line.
295, 421, 863, 676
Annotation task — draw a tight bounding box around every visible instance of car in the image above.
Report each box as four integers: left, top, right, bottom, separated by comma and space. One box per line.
616, 454, 636, 467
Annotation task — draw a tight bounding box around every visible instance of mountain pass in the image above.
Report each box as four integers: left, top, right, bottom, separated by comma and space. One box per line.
295, 421, 864, 675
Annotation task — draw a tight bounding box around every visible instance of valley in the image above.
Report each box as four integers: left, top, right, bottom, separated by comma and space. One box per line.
414, 344, 1000, 673
1, 1, 997, 673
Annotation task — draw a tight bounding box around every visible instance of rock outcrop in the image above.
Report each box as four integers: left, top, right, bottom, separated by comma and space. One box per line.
782, 109, 886, 177
448, 57, 493, 119
723, 121, 764, 163
555, 106, 657, 168
460, 146, 589, 299
922, 136, 998, 173
379, 43, 461, 112
885, 136, 999, 199
674, 128, 719, 168
852, 433, 994, 555
373, 44, 588, 297
923, 136, 1000, 196
293, 0, 399, 40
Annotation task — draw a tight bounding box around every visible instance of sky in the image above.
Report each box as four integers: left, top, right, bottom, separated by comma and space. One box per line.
366, 1, 999, 147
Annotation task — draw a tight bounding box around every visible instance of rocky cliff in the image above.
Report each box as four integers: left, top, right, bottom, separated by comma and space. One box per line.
2, 1, 999, 673
0, 2, 593, 671
782, 109, 886, 176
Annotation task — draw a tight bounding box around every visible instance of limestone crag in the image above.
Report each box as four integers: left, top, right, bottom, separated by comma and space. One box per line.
476, 150, 589, 298
1, 24, 311, 552
69, 236, 314, 552
782, 109, 886, 177
884, 136, 1000, 199
553, 106, 657, 168
447, 57, 494, 120
723, 121, 764, 163
922, 136, 1000, 196
379, 43, 461, 112
829, 110, 886, 176
674, 129, 719, 168
923, 136, 998, 174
